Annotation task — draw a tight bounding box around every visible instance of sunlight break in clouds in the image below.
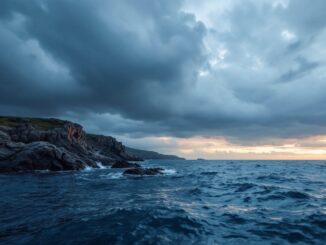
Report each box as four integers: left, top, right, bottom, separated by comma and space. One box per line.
281, 30, 297, 41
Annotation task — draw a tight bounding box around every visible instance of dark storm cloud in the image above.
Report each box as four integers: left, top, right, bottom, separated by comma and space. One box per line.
0, 0, 205, 119
1, 0, 326, 143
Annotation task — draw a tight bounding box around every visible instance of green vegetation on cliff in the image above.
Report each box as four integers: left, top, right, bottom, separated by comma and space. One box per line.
0, 116, 69, 129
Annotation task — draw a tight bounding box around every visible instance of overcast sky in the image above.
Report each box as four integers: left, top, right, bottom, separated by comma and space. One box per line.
1, 0, 326, 159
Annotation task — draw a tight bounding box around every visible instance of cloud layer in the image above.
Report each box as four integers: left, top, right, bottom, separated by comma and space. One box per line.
1, 0, 326, 149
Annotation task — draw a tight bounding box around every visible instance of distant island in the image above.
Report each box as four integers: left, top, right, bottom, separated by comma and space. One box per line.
0, 116, 183, 173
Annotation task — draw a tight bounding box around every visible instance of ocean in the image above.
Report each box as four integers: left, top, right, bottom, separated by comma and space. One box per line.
0, 160, 326, 244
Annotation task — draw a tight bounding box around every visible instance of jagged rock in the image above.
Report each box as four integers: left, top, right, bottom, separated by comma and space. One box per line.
0, 131, 10, 144
8, 121, 87, 153
0, 116, 141, 172
111, 160, 141, 168
0, 141, 97, 172
86, 134, 142, 161
123, 167, 164, 176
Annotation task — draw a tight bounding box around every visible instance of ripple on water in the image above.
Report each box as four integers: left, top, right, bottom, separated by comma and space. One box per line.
1, 160, 326, 244
200, 171, 219, 176
235, 183, 257, 192
258, 190, 311, 202
222, 213, 248, 225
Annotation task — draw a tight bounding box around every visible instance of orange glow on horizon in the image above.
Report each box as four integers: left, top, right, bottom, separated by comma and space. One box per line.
156, 135, 326, 160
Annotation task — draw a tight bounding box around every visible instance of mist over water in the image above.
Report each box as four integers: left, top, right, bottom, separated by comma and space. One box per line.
1, 160, 326, 244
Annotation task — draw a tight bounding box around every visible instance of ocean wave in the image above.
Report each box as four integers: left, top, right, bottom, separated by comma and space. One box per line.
222, 213, 247, 224
188, 187, 202, 195
258, 190, 310, 201
200, 171, 219, 176
286, 190, 311, 199
253, 185, 279, 195
2, 160, 326, 244
223, 205, 257, 214
235, 183, 256, 192
104, 172, 123, 179
256, 173, 295, 182
223, 182, 258, 192
248, 228, 309, 243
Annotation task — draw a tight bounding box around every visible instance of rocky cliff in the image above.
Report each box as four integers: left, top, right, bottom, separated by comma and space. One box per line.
125, 147, 185, 160
0, 117, 141, 172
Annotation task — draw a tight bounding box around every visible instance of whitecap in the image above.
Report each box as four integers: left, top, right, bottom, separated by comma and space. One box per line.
270, 216, 283, 221
309, 193, 326, 199
96, 162, 108, 169
105, 172, 123, 179
35, 169, 50, 173
162, 169, 177, 175
83, 166, 94, 171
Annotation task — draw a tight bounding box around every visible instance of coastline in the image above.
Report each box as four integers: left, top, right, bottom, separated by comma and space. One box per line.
0, 116, 180, 174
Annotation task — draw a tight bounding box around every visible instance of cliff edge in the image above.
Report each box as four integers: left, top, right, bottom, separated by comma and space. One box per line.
0, 116, 141, 172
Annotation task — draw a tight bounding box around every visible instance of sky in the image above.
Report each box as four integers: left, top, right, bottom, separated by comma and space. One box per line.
1, 0, 326, 159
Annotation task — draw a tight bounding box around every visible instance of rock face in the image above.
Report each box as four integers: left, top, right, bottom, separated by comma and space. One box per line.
123, 167, 164, 176
0, 116, 142, 172
0, 141, 95, 172
111, 160, 141, 168
86, 134, 141, 161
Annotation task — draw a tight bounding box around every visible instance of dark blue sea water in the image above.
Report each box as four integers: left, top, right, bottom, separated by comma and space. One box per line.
1, 160, 326, 245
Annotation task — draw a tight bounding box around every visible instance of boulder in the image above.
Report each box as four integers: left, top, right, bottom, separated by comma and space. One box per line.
123, 167, 164, 176
111, 160, 141, 168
